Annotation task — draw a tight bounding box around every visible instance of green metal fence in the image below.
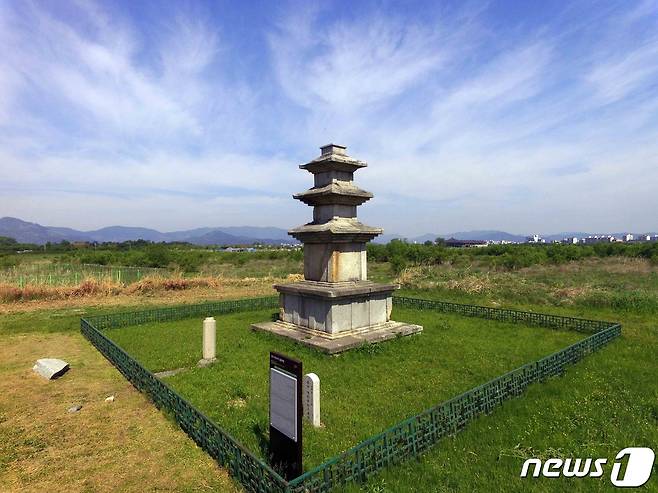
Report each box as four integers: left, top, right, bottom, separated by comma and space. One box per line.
85, 296, 279, 330
393, 296, 610, 333
81, 296, 621, 493
81, 297, 286, 493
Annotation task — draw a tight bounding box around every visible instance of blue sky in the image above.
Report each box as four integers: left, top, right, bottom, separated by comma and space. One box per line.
1, 0, 657, 236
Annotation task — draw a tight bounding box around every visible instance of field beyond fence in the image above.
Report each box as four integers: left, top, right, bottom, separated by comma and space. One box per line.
0, 263, 168, 287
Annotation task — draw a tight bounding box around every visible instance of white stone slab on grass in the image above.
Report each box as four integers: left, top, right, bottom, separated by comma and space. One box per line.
33, 358, 69, 380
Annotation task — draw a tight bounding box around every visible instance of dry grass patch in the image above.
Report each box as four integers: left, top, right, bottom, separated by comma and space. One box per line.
0, 332, 239, 492
0, 274, 293, 303
0, 279, 124, 302
551, 285, 596, 303
0, 276, 288, 315
442, 273, 496, 294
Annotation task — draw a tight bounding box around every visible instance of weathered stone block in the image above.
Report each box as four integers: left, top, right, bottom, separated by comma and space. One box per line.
33, 358, 69, 380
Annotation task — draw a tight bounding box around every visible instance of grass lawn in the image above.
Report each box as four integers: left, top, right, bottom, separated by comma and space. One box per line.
107, 306, 584, 470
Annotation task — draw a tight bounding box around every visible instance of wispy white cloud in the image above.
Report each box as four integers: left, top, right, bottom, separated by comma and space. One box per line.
586, 40, 658, 104
268, 6, 455, 113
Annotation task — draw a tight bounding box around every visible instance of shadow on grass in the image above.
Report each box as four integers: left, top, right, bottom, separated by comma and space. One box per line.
252, 421, 270, 459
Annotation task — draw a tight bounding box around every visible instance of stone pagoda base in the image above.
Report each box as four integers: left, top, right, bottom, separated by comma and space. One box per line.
251, 319, 422, 354
251, 280, 423, 354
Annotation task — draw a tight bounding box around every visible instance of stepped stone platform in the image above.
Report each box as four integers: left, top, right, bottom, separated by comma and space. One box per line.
252, 320, 422, 354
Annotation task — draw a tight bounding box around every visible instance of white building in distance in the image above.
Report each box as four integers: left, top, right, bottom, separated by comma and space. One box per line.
526, 234, 546, 244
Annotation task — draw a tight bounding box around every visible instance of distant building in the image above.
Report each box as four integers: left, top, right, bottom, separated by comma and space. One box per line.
562, 237, 579, 244
526, 234, 545, 244
633, 234, 658, 242
218, 247, 257, 252
582, 235, 617, 244
445, 238, 487, 248
623, 234, 634, 242
582, 235, 601, 244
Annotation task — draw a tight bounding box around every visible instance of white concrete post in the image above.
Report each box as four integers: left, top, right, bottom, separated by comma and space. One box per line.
202, 317, 216, 361
303, 373, 321, 427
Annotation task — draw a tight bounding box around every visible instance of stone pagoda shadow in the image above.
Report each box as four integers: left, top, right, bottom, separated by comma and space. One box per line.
252, 144, 422, 353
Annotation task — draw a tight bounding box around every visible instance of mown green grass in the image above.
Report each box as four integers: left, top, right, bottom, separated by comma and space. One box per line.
349, 315, 658, 493
107, 307, 584, 470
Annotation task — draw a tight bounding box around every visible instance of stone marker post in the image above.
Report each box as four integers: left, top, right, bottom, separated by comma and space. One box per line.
202, 317, 216, 361
303, 373, 321, 427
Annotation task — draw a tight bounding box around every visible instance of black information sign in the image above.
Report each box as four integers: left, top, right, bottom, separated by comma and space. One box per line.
269, 351, 302, 479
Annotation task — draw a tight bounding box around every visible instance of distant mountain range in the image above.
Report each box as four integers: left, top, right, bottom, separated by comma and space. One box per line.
0, 217, 294, 246
373, 230, 527, 243
373, 230, 657, 244
1, 217, 654, 246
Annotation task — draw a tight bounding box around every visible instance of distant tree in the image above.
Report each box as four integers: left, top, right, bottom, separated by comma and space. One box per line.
435, 237, 446, 246
389, 255, 408, 275
143, 244, 171, 268
0, 236, 17, 246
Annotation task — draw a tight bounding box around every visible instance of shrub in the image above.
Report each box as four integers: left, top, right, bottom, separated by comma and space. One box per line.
390, 255, 408, 275
0, 255, 20, 269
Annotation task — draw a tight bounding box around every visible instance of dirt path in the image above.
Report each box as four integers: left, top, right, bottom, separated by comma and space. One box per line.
0, 331, 240, 492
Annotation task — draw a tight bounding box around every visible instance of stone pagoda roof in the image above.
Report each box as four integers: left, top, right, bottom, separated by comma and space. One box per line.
289, 217, 382, 243
299, 144, 367, 174
293, 181, 373, 206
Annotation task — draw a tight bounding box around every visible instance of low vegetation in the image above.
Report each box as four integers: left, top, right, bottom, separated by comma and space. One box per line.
368, 239, 658, 273
3, 237, 657, 281
382, 257, 658, 315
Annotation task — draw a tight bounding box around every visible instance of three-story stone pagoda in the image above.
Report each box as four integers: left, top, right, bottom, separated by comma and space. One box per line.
252, 144, 422, 353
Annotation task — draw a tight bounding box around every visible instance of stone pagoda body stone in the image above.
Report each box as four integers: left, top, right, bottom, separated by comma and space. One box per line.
252, 144, 422, 353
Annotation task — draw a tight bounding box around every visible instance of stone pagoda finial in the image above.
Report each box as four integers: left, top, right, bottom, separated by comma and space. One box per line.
251, 144, 422, 353
320, 143, 346, 156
